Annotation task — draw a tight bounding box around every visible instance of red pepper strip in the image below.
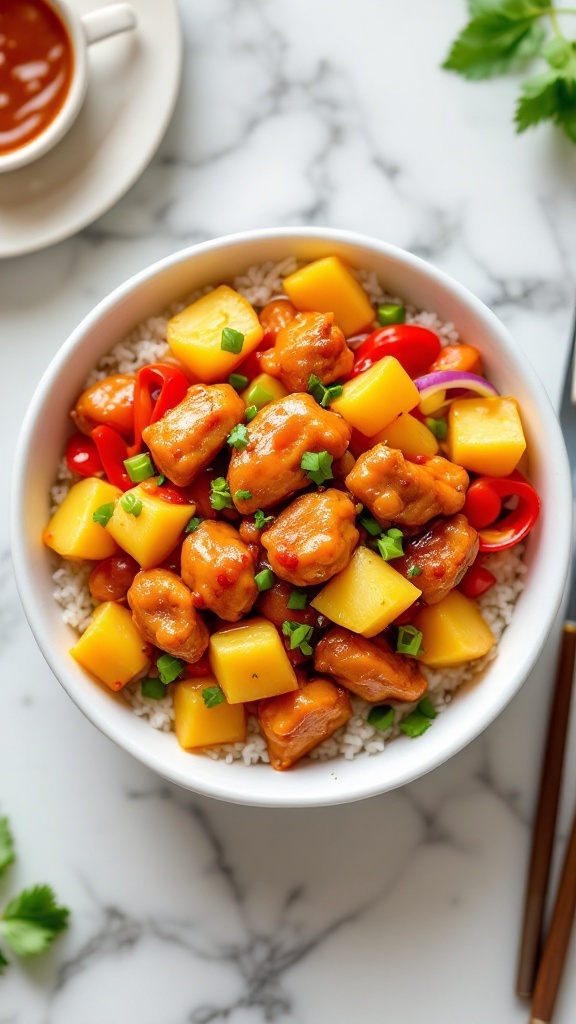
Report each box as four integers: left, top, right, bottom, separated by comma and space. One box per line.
65, 433, 103, 477
458, 563, 497, 599
352, 325, 441, 379
133, 363, 189, 452
469, 472, 541, 553
90, 425, 133, 491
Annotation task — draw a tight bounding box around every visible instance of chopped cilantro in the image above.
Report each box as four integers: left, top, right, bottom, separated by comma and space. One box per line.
141, 679, 168, 700
210, 477, 233, 511
185, 516, 204, 534
0, 885, 70, 958
254, 509, 274, 530
221, 327, 244, 354
202, 685, 226, 708
307, 374, 344, 408
92, 501, 115, 527
156, 654, 185, 684
300, 450, 334, 486
227, 424, 249, 450
282, 620, 314, 656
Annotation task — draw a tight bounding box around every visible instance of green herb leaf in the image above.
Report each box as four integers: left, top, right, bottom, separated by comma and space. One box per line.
399, 710, 433, 738
358, 510, 384, 537
156, 475, 166, 486
418, 696, 438, 720
120, 493, 143, 517
300, 450, 334, 486
141, 678, 168, 700
282, 620, 314, 656
515, 67, 576, 142
425, 416, 448, 441
92, 501, 115, 527
377, 303, 406, 326
156, 654, 185, 685
0, 885, 69, 958
227, 424, 250, 450
307, 374, 344, 408
376, 528, 404, 561
209, 477, 234, 511
185, 516, 204, 534
235, 489, 252, 502
202, 685, 226, 708
123, 452, 155, 483
407, 565, 423, 578
443, 0, 547, 81
367, 704, 395, 732
245, 404, 258, 422
0, 946, 8, 972
254, 568, 275, 591
254, 509, 274, 530
228, 373, 249, 391
0, 818, 15, 877
396, 625, 424, 657
287, 588, 308, 610
220, 327, 245, 354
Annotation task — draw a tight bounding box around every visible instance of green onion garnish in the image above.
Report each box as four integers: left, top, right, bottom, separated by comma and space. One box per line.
228, 373, 249, 391
221, 327, 245, 354
157, 475, 166, 486
202, 685, 226, 708
282, 620, 314, 656
255, 568, 275, 591
407, 565, 422, 578
245, 383, 273, 409
227, 424, 249, 450
377, 303, 406, 326
245, 404, 258, 422
210, 477, 233, 511
399, 709, 432, 738
235, 489, 252, 502
358, 510, 384, 536
287, 589, 308, 610
185, 516, 203, 534
120, 492, 143, 517
307, 374, 344, 408
156, 654, 185, 684
396, 625, 424, 657
418, 696, 437, 719
141, 678, 168, 700
123, 452, 155, 483
367, 705, 395, 732
92, 502, 115, 527
254, 509, 274, 530
425, 417, 448, 441
376, 528, 404, 561
300, 450, 334, 486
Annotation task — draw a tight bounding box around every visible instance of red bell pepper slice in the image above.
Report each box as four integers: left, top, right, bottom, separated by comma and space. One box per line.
458, 563, 496, 599
351, 325, 441, 379
65, 433, 103, 477
90, 425, 133, 490
463, 479, 503, 530
464, 472, 540, 553
133, 363, 189, 451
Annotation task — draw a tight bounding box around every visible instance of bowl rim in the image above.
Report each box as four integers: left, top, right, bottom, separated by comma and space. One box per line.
10, 226, 572, 806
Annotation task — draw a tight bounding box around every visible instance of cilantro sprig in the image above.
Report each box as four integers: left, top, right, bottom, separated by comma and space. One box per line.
444, 0, 576, 144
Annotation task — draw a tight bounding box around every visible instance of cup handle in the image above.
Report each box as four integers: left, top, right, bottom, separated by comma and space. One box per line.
81, 3, 137, 46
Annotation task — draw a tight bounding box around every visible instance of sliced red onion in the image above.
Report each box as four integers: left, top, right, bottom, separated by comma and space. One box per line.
415, 370, 499, 411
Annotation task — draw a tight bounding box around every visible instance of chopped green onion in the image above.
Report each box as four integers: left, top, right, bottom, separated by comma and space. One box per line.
399, 710, 432, 738
92, 501, 115, 527
227, 424, 249, 450
407, 565, 422, 578
377, 528, 404, 560
220, 327, 245, 354
141, 678, 168, 700
282, 620, 314, 656
254, 509, 274, 530
123, 452, 155, 483
255, 568, 275, 591
245, 383, 273, 410
367, 705, 395, 732
202, 685, 226, 708
156, 475, 166, 486
287, 589, 308, 610
300, 450, 334, 486
307, 374, 344, 408
245, 404, 258, 422
358, 510, 384, 536
228, 373, 249, 391
156, 654, 185, 684
418, 696, 437, 719
185, 516, 204, 534
396, 625, 424, 657
235, 489, 252, 502
377, 303, 406, 326
210, 477, 233, 511
120, 492, 143, 517
425, 416, 448, 441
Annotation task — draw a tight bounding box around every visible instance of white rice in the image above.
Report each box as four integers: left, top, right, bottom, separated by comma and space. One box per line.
50, 258, 525, 765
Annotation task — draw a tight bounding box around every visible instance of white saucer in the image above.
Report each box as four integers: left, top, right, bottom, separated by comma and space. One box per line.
0, 0, 182, 259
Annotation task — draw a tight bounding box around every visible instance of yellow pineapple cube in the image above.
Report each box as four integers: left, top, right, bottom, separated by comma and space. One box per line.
174, 677, 247, 748
43, 477, 121, 561
167, 285, 263, 382
106, 483, 193, 569
412, 590, 494, 667
311, 546, 421, 638
70, 601, 149, 690
209, 617, 298, 703
375, 412, 439, 458
283, 256, 375, 336
330, 356, 420, 436
241, 372, 288, 409
448, 396, 526, 477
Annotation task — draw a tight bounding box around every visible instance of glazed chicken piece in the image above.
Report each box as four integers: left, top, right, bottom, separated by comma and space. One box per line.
395, 513, 479, 605
72, 374, 135, 438
142, 383, 245, 488
127, 568, 209, 663
88, 553, 140, 603
256, 577, 321, 630
181, 520, 258, 622
259, 298, 297, 344
314, 627, 428, 704
345, 444, 469, 529
228, 393, 351, 514
260, 311, 354, 392
257, 673, 352, 770
261, 489, 359, 587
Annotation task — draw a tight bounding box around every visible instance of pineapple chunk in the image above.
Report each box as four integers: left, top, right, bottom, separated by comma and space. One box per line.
106, 483, 193, 569
375, 412, 439, 458
174, 677, 247, 749
412, 590, 494, 667
448, 396, 526, 477
283, 256, 374, 337
330, 357, 420, 436
209, 617, 298, 703
70, 601, 149, 690
311, 547, 421, 638
43, 477, 121, 561
241, 372, 288, 409
167, 285, 263, 383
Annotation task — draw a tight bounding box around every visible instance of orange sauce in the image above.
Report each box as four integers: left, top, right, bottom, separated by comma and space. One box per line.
0, 0, 73, 156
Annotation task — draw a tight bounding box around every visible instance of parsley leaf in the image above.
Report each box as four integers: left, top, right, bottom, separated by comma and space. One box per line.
210, 477, 234, 511
515, 65, 576, 141
0, 885, 69, 958
300, 450, 334, 486
444, 0, 548, 80
0, 818, 15, 877
227, 424, 249, 450
254, 509, 274, 530
0, 947, 8, 972
202, 685, 226, 708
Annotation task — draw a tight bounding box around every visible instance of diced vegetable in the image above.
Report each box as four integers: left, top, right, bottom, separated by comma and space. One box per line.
448, 396, 526, 477
352, 325, 440, 379
241, 372, 288, 409
282, 256, 375, 337
330, 356, 420, 436
174, 677, 247, 748
310, 546, 421, 638
467, 472, 540, 552
209, 617, 298, 703
377, 303, 405, 326
167, 285, 263, 382
69, 601, 149, 690
415, 370, 498, 416
106, 483, 193, 569
65, 433, 103, 477
374, 412, 439, 458
429, 343, 482, 376
412, 590, 494, 667
43, 477, 121, 560
458, 563, 496, 598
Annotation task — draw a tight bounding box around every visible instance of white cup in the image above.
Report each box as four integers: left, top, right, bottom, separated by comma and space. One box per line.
0, 0, 137, 174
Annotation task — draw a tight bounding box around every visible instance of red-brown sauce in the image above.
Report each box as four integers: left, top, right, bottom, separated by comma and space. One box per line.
0, 0, 73, 156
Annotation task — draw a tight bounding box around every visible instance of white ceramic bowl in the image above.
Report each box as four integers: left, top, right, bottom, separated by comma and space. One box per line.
11, 228, 571, 807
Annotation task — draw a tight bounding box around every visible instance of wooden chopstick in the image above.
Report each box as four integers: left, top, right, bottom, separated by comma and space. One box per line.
516, 622, 576, 1000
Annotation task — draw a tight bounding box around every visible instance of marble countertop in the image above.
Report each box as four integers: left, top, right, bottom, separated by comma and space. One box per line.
3, 1, 576, 1021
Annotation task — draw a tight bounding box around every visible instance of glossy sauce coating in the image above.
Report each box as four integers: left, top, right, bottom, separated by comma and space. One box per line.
0, 0, 73, 155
